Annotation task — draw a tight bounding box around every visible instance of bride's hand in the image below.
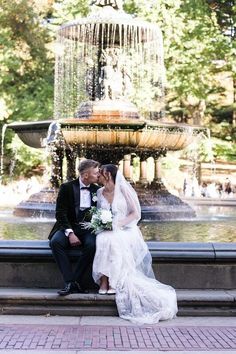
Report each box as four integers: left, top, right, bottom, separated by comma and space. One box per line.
117, 220, 124, 228
113, 220, 125, 230
112, 215, 125, 230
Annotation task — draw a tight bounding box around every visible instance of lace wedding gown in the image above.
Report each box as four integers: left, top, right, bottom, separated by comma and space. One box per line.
93, 178, 178, 324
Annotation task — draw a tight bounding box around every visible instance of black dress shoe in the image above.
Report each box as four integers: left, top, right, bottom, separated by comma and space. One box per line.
57, 282, 84, 296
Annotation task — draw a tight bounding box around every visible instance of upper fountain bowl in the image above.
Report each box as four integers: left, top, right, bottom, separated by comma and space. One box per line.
60, 118, 206, 151
59, 6, 160, 45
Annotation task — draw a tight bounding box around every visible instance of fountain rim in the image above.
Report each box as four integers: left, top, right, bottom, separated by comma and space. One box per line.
7, 120, 208, 136
59, 7, 160, 33
59, 119, 207, 134
59, 119, 208, 150
7, 120, 53, 132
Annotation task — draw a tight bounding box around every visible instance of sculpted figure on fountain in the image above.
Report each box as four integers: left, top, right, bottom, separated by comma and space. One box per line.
100, 48, 132, 100
91, 0, 123, 10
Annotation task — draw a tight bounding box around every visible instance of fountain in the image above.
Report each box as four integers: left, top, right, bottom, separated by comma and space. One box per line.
8, 0, 206, 220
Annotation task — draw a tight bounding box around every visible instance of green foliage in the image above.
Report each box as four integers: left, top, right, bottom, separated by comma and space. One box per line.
125, 0, 234, 126
182, 135, 236, 163
211, 104, 235, 124
52, 0, 90, 23
207, 0, 235, 44
210, 121, 236, 141
181, 134, 214, 164
162, 152, 181, 170
0, 0, 54, 180
211, 137, 236, 162
0, 0, 54, 124
6, 135, 47, 178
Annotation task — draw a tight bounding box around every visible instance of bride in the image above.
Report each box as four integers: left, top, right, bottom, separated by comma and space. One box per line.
92, 164, 178, 324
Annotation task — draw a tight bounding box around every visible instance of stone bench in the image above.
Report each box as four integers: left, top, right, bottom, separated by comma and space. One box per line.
0, 241, 236, 289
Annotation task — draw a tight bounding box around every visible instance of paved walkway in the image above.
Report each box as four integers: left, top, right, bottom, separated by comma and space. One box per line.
0, 316, 235, 353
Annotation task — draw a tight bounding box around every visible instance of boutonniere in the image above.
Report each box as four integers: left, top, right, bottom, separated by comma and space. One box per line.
92, 193, 98, 202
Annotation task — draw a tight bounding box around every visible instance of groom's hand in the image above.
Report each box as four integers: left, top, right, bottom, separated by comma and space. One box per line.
68, 232, 81, 247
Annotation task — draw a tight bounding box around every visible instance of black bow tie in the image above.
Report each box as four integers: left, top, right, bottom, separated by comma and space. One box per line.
81, 186, 90, 190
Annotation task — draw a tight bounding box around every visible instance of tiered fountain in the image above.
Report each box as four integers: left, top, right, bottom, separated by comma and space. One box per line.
9, 0, 206, 219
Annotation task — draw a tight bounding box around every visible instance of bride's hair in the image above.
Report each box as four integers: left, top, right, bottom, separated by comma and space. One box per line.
100, 164, 118, 183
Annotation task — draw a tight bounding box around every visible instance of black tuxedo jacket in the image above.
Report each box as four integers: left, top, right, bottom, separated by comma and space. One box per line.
48, 179, 100, 240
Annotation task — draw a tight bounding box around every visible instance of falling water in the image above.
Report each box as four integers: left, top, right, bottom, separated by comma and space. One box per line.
204, 129, 217, 182
0, 124, 7, 183
183, 128, 216, 196
54, 6, 165, 120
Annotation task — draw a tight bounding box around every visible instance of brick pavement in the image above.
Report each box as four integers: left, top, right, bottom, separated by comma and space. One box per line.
0, 324, 235, 351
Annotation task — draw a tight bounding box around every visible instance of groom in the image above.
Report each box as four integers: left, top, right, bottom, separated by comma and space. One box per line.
49, 159, 100, 296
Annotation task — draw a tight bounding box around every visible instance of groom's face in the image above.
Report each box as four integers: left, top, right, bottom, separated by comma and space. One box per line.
82, 167, 100, 185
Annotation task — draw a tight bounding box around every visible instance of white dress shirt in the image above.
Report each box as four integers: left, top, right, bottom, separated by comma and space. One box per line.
79, 180, 91, 209
65, 179, 91, 237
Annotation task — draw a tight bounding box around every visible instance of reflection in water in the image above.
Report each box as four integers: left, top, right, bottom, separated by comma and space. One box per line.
0, 207, 236, 242
140, 205, 236, 243
140, 220, 236, 243
0, 210, 54, 241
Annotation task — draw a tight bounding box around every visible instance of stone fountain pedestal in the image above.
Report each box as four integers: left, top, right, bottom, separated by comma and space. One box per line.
13, 183, 195, 220
136, 182, 196, 220
13, 188, 57, 218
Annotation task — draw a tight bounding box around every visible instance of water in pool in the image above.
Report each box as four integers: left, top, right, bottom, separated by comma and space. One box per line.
0, 205, 235, 242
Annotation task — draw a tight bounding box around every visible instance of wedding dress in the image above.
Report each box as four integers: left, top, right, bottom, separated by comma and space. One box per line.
92, 171, 178, 324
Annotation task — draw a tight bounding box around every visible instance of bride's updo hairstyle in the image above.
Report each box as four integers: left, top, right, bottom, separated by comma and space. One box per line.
100, 164, 118, 183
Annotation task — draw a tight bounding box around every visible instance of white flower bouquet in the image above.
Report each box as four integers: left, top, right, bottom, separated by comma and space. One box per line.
81, 206, 113, 234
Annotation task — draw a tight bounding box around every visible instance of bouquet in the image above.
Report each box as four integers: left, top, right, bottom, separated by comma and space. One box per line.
81, 206, 113, 234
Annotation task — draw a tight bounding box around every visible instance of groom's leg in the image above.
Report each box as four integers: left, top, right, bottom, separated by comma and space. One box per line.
73, 232, 96, 284
50, 230, 74, 283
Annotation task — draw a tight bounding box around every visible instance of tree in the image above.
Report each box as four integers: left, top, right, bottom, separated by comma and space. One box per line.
207, 0, 236, 132
51, 0, 89, 23
0, 0, 54, 123
125, 0, 231, 126
0, 0, 54, 178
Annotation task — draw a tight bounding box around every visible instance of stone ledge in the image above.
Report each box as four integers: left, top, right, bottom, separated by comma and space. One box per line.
0, 288, 235, 302
1, 241, 236, 289
183, 197, 236, 206
1, 240, 236, 262
0, 288, 235, 317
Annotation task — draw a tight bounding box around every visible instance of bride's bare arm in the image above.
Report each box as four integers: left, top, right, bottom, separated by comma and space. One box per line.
116, 185, 141, 228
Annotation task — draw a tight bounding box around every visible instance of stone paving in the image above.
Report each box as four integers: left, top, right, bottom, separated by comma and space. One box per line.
0, 324, 235, 351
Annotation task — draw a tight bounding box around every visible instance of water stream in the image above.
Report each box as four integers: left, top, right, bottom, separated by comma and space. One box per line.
54, 7, 164, 120
0, 124, 7, 182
